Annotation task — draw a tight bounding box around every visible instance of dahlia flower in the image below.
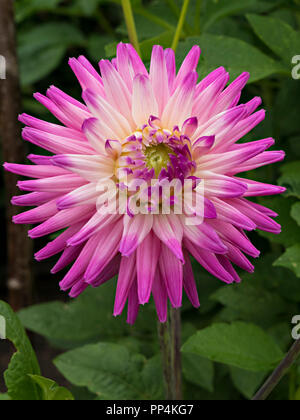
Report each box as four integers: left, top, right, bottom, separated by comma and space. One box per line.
4, 43, 285, 323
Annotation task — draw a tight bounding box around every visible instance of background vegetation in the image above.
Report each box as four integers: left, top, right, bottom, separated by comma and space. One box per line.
1, 0, 300, 400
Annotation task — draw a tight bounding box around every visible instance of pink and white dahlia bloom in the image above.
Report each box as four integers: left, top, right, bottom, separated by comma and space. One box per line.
5, 43, 285, 323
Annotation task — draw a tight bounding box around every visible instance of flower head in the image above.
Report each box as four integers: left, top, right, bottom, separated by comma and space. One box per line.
4, 43, 285, 323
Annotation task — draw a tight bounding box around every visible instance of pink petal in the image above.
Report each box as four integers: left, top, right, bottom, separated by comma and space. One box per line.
137, 231, 160, 304
152, 268, 168, 323
120, 214, 153, 257
185, 239, 234, 284
84, 221, 123, 284
132, 74, 159, 127
11, 191, 60, 207
114, 252, 136, 316
153, 214, 184, 261
22, 127, 93, 155
162, 72, 198, 129
150, 45, 169, 116
174, 46, 201, 91
159, 243, 183, 308
83, 89, 132, 138
13, 199, 58, 224
164, 48, 176, 92
3, 163, 68, 178
18, 174, 87, 193
183, 250, 200, 308
99, 60, 133, 124
52, 245, 83, 274
60, 232, 102, 291
127, 279, 140, 325
28, 205, 94, 239
69, 57, 105, 97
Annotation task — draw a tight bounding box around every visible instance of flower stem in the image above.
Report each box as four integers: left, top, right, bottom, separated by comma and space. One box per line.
158, 308, 183, 400
157, 321, 173, 400
171, 0, 191, 51
121, 0, 141, 56
170, 307, 183, 400
253, 339, 300, 401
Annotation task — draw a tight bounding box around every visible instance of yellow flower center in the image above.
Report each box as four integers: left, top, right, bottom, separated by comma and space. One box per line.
144, 143, 173, 177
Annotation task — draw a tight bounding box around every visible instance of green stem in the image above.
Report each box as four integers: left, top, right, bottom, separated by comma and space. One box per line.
171, 0, 191, 51
164, 0, 193, 36
157, 308, 183, 400
121, 0, 141, 56
170, 307, 183, 400
158, 320, 173, 400
253, 339, 300, 401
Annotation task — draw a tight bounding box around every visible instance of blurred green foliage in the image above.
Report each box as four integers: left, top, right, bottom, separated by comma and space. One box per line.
1, 0, 300, 401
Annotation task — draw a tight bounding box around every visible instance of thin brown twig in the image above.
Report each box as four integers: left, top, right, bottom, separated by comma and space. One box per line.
253, 339, 300, 401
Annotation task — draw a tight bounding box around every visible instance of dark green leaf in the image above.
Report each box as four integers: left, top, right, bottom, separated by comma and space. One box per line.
18, 282, 128, 349
242, 254, 300, 304
15, 0, 61, 23
20, 45, 65, 86
87, 34, 115, 61
247, 14, 300, 63
268, 323, 292, 352
274, 80, 300, 137
18, 22, 84, 85
54, 343, 163, 400
0, 301, 41, 400
0, 394, 11, 400
182, 352, 214, 392
295, 387, 300, 401
202, 0, 262, 32
75, 0, 101, 16
258, 197, 300, 247
140, 31, 175, 61
278, 162, 300, 199
291, 202, 300, 226
28, 375, 74, 401
230, 367, 266, 399
274, 244, 300, 278
178, 35, 284, 83
182, 322, 283, 371
140, 355, 164, 400
211, 282, 291, 326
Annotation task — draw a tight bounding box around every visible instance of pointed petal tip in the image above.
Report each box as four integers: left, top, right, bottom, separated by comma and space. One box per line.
278, 186, 287, 194
157, 317, 168, 324
81, 116, 98, 132
113, 307, 123, 317
3, 162, 10, 172
12, 214, 22, 224
18, 113, 27, 123
170, 301, 182, 309
167, 239, 184, 262
11, 197, 19, 205
138, 295, 151, 306
119, 236, 138, 257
